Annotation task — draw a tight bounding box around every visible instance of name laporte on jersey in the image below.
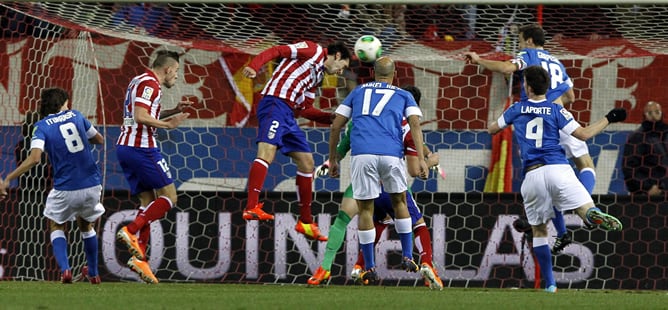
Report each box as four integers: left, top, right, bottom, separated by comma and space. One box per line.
520, 105, 574, 120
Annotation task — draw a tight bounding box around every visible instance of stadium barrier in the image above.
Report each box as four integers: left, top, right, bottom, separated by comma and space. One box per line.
1, 190, 665, 290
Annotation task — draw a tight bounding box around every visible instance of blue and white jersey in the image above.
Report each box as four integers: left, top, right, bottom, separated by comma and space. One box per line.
335, 81, 422, 157
497, 99, 581, 172
512, 48, 573, 103
31, 110, 101, 190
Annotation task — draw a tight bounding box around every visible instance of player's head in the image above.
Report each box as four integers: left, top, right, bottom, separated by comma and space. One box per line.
151, 50, 180, 89
39, 87, 69, 118
325, 41, 351, 75
401, 85, 422, 106
523, 66, 550, 96
518, 24, 546, 48
373, 56, 395, 81
643, 101, 663, 122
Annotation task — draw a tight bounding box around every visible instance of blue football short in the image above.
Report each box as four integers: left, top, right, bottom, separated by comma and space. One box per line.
255, 96, 311, 155
116, 145, 174, 195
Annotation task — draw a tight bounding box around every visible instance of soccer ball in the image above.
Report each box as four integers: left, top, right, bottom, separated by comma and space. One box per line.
354, 35, 382, 63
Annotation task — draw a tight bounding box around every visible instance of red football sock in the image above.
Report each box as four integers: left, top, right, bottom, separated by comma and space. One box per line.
127, 197, 172, 234
246, 158, 269, 211
413, 224, 433, 266
138, 223, 151, 254
373, 222, 388, 243
131, 206, 151, 253
142, 196, 173, 222
296, 171, 313, 223
125, 209, 146, 235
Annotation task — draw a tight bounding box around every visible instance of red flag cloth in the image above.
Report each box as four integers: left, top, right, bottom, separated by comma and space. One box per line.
484, 97, 513, 192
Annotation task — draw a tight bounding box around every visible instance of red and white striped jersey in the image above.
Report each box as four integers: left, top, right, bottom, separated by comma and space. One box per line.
116, 70, 162, 148
247, 41, 326, 109
402, 119, 418, 157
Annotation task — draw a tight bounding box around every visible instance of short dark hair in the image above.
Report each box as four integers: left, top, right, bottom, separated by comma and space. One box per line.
151, 50, 180, 68
523, 66, 550, 96
326, 41, 352, 61
39, 87, 69, 117
518, 24, 545, 47
401, 85, 422, 106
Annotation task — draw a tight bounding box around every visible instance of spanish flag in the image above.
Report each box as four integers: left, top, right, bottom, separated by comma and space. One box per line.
484, 97, 513, 192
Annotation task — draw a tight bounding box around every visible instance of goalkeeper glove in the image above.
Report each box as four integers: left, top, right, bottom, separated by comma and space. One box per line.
314, 159, 330, 178
605, 108, 627, 123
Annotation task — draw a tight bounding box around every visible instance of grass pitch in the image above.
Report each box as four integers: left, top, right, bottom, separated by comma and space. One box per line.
0, 281, 666, 309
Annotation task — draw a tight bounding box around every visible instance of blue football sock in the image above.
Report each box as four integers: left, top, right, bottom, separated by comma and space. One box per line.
358, 229, 376, 270
360, 243, 375, 271
395, 218, 414, 259
533, 238, 556, 288
551, 206, 567, 238
578, 168, 596, 195
82, 230, 99, 276
50, 230, 69, 272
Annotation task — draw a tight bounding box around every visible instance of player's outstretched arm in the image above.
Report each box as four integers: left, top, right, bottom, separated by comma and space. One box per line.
464, 52, 517, 75
571, 108, 627, 141
0, 148, 44, 199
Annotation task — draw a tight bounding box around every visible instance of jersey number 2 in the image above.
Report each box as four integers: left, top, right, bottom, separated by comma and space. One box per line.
59, 123, 85, 153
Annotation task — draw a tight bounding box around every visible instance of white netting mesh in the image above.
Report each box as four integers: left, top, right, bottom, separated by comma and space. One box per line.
0, 2, 666, 290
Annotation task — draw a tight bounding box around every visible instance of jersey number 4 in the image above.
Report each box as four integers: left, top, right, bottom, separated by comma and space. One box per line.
59, 123, 85, 153
362, 89, 395, 116
526, 117, 544, 148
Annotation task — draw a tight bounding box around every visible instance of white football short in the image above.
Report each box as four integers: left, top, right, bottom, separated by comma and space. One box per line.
521, 164, 592, 226
44, 184, 105, 224
559, 130, 590, 159
350, 154, 407, 200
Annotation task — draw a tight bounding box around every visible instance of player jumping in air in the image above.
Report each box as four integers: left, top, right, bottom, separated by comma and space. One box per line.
465, 24, 594, 254
488, 66, 625, 292
241, 40, 351, 242
115, 50, 191, 284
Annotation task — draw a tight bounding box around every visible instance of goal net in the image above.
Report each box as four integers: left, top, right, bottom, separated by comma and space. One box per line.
1, 2, 666, 290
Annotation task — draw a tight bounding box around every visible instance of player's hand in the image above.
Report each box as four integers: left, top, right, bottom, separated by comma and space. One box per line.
329, 160, 340, 178
165, 112, 190, 129
605, 108, 627, 123
463, 52, 479, 64
176, 100, 194, 112
242, 67, 257, 79
418, 159, 429, 180
314, 159, 330, 179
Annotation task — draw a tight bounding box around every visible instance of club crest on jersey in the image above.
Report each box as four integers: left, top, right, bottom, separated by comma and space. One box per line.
141, 87, 154, 100
560, 108, 574, 120
294, 42, 308, 49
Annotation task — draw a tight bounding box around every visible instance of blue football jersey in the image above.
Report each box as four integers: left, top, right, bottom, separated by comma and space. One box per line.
31, 110, 101, 190
499, 99, 581, 171
512, 48, 574, 103
338, 81, 422, 157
